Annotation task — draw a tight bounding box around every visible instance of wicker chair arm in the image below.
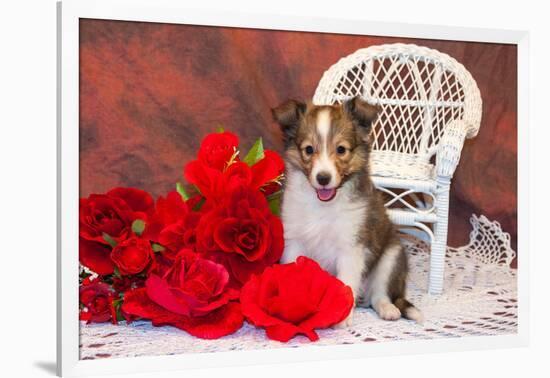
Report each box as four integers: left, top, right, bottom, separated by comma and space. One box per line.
435, 120, 472, 178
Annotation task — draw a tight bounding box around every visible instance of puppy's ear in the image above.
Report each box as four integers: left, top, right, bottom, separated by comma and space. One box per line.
271, 99, 306, 146
343, 96, 380, 132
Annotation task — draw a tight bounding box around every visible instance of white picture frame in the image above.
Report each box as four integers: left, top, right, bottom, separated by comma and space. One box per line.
57, 0, 530, 376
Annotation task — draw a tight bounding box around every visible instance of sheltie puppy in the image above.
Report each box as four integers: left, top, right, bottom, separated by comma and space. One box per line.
272, 97, 422, 327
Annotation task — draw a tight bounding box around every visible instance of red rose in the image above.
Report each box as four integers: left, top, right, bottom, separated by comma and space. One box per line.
79, 194, 133, 244
80, 188, 154, 243
197, 131, 239, 171
240, 257, 354, 342
111, 236, 154, 275
146, 249, 237, 316
196, 185, 284, 285
79, 280, 116, 324
122, 250, 243, 339
79, 187, 154, 274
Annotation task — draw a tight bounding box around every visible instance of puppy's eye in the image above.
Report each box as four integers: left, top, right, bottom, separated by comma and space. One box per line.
336, 146, 347, 155
304, 146, 314, 155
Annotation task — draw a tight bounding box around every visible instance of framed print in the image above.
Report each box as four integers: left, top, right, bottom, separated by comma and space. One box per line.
57, 0, 529, 376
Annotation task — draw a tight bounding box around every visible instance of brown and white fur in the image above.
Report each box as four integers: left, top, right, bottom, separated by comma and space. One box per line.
272, 97, 422, 327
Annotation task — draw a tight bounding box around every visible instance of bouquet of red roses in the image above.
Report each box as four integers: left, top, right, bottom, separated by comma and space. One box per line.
79, 130, 353, 341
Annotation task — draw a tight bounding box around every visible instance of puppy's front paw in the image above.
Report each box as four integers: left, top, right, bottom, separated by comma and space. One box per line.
376, 302, 401, 321
334, 311, 354, 329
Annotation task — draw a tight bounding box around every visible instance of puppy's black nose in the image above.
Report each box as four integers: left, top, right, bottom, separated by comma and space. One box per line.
316, 172, 331, 186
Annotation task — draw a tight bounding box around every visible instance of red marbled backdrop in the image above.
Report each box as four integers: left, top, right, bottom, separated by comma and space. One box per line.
79, 19, 517, 254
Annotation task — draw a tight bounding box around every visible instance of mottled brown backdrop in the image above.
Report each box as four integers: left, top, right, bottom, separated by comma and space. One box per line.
79, 19, 518, 255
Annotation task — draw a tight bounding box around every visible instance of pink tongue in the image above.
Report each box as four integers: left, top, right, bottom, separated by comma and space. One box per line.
316, 188, 336, 201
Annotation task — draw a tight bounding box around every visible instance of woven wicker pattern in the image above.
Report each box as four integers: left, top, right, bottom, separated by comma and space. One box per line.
314, 43, 482, 162
314, 44, 483, 294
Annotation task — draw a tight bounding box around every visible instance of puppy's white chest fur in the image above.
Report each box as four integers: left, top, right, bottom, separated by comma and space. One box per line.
281, 168, 366, 274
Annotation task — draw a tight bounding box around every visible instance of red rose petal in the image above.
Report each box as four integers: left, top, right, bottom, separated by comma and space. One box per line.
241, 273, 286, 327
144, 191, 190, 242
145, 274, 192, 316
79, 238, 115, 275
224, 162, 253, 190
300, 280, 353, 331
122, 288, 181, 324
266, 323, 319, 342
228, 255, 269, 286
250, 150, 285, 189
184, 160, 223, 200
174, 302, 244, 339
213, 217, 240, 252
123, 289, 243, 339
266, 217, 284, 264
158, 221, 186, 253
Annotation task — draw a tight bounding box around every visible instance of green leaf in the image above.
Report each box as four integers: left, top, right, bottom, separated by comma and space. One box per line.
192, 197, 206, 211
131, 219, 146, 236
113, 266, 121, 279
216, 125, 225, 133
267, 190, 282, 217
111, 298, 124, 322
176, 182, 190, 201
152, 243, 165, 253
102, 233, 117, 248
243, 137, 265, 166
111, 298, 122, 306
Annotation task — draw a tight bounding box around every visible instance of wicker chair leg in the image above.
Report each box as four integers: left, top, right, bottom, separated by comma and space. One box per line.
428, 179, 451, 294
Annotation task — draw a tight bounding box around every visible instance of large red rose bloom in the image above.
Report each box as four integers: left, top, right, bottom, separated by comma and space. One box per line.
122, 250, 243, 339
240, 256, 354, 342
196, 185, 284, 285
146, 249, 237, 316
79, 194, 133, 244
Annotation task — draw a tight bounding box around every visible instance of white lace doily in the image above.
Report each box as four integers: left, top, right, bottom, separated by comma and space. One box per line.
80, 215, 517, 360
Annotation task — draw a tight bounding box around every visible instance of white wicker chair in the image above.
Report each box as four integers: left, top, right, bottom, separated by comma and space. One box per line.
313, 44, 482, 294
